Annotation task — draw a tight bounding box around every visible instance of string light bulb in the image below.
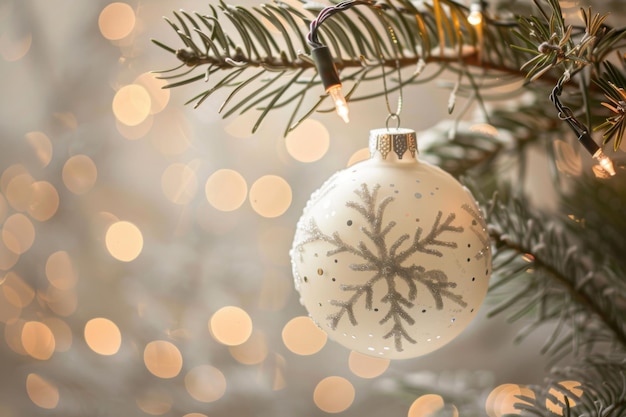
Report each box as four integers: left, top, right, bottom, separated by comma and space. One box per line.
550, 84, 617, 177
467, 1, 483, 26
327, 85, 350, 123
311, 45, 349, 123
592, 149, 616, 176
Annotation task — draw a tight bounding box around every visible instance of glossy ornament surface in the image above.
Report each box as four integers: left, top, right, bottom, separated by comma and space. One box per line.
290, 128, 492, 359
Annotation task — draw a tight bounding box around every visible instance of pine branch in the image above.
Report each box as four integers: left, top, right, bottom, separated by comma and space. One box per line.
516, 355, 626, 417
152, 0, 529, 133
153, 0, 626, 153
485, 192, 626, 360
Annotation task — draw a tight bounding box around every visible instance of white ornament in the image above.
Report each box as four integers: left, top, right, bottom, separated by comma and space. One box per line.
290, 127, 492, 359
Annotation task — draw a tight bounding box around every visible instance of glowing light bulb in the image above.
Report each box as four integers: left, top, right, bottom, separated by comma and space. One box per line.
327, 85, 349, 123
468, 4, 483, 26
593, 149, 616, 176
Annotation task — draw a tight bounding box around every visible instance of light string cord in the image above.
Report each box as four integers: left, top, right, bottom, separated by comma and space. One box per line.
307, 0, 376, 49
306, 0, 379, 123
550, 78, 616, 176
308, 0, 406, 128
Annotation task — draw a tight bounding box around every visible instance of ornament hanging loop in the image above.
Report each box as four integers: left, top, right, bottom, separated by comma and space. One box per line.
386, 113, 401, 130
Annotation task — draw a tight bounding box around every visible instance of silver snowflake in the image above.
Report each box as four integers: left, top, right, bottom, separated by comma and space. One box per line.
296, 183, 468, 352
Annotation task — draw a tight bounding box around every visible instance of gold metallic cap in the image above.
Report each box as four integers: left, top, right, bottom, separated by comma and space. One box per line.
369, 128, 418, 160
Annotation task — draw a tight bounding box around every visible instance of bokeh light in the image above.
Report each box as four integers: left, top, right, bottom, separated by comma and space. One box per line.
0, 238, 19, 271
26, 373, 59, 409
2, 213, 35, 255
249, 175, 292, 218
313, 376, 355, 413
0, 31, 32, 62
116, 115, 154, 140
98, 2, 136, 41
546, 381, 583, 416
62, 154, 97, 195
113, 84, 152, 126
5, 172, 34, 212
408, 394, 445, 417
281, 316, 327, 355
21, 321, 55, 360
136, 389, 172, 415
42, 317, 72, 352
84, 318, 122, 355
143, 340, 183, 379
348, 351, 390, 378
205, 169, 248, 212
485, 383, 534, 417
105, 221, 144, 262
27, 181, 59, 221
184, 365, 227, 403
0, 289, 21, 324
0, 194, 7, 224
285, 119, 330, 162
161, 163, 198, 205
229, 330, 268, 365
24, 131, 53, 168
183, 414, 208, 417
5, 318, 27, 355
2, 271, 34, 308
43, 286, 78, 317
209, 306, 253, 346
45, 251, 77, 290
347, 147, 370, 166
135, 73, 170, 114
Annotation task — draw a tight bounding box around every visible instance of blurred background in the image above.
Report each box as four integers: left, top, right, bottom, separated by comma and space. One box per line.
0, 0, 584, 416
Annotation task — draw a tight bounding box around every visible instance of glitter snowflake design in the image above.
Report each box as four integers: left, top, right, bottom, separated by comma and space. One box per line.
296, 183, 469, 352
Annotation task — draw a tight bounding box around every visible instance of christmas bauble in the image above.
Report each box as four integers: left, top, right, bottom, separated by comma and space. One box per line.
290, 127, 492, 359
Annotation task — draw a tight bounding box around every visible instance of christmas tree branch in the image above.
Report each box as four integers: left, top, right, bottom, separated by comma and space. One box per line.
485, 194, 626, 359
154, 0, 626, 151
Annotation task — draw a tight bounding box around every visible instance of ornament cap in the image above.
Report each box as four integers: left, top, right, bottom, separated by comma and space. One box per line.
369, 128, 418, 161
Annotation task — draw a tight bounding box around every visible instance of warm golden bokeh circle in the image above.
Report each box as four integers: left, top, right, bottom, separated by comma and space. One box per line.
485, 383, 534, 417
281, 316, 327, 355
21, 321, 55, 360
26, 373, 59, 409
112, 84, 152, 126
209, 306, 253, 346
105, 221, 144, 262
228, 330, 268, 365
24, 131, 53, 168
62, 155, 97, 195
27, 181, 59, 221
348, 351, 390, 378
84, 318, 122, 356
143, 340, 183, 379
313, 376, 355, 413
184, 365, 227, 403
98, 2, 136, 41
285, 119, 330, 163
408, 394, 445, 417
546, 381, 583, 416
205, 169, 248, 212
2, 213, 35, 255
249, 175, 292, 218
45, 251, 77, 290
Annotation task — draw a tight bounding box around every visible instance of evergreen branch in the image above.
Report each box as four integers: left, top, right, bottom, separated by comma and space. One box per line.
153, 0, 531, 132
486, 193, 626, 358
516, 356, 626, 417
153, 0, 626, 151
